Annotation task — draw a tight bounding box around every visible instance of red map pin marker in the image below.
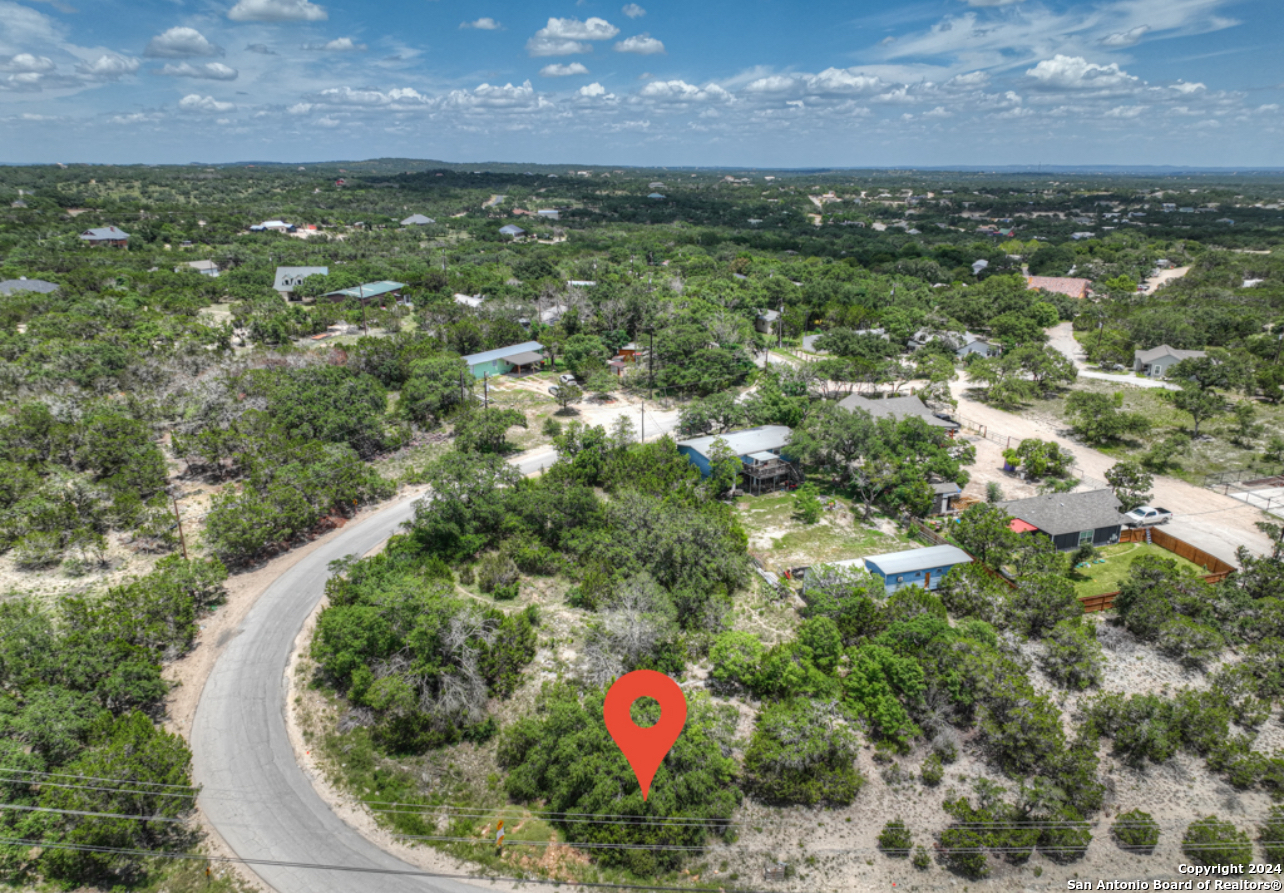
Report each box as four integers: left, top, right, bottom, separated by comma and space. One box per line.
603, 670, 687, 802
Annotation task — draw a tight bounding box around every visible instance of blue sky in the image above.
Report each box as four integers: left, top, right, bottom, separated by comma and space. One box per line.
0, 0, 1280, 166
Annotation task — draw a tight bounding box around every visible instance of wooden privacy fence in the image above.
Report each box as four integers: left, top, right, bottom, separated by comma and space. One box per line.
1080, 528, 1237, 613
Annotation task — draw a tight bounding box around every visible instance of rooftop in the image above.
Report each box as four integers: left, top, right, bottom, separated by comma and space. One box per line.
462, 341, 545, 367
1135, 344, 1207, 363
838, 394, 959, 430
274, 266, 329, 291
865, 545, 973, 576
676, 425, 792, 458
1027, 276, 1092, 298
401, 214, 435, 225
0, 278, 58, 296
1001, 489, 1125, 537
79, 226, 129, 240
324, 280, 405, 300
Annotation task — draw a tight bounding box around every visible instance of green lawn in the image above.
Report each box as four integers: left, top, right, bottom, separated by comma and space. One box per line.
1069, 541, 1206, 597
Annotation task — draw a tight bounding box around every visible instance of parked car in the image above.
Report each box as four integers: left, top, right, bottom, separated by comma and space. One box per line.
1124, 505, 1173, 527
548, 386, 560, 397
559, 373, 578, 385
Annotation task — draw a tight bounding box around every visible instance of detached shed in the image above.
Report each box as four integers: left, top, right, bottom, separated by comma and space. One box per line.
864, 545, 972, 593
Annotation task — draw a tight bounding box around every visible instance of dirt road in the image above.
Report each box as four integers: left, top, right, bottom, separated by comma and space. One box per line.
1144, 265, 1191, 294
1047, 321, 1177, 391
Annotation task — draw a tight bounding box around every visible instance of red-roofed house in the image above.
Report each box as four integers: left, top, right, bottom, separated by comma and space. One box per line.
1027, 276, 1092, 300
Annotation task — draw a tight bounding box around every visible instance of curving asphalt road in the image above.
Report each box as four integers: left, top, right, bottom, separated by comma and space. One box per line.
191, 423, 680, 893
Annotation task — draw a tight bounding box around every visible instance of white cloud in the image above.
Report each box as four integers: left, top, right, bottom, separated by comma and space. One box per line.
622, 3, 645, 17
304, 37, 366, 52
946, 70, 989, 90
0, 53, 54, 73
1101, 25, 1151, 47
145, 27, 223, 58
443, 80, 540, 110
638, 79, 732, 103
179, 93, 235, 112
615, 34, 665, 55
1025, 55, 1141, 91
314, 85, 396, 105
75, 54, 140, 80
580, 81, 614, 98
527, 37, 591, 56
540, 62, 589, 77
527, 16, 618, 55
287, 102, 313, 114
1171, 80, 1206, 94
228, 0, 327, 22
159, 61, 239, 80
1104, 104, 1146, 118
461, 17, 500, 30
744, 68, 884, 98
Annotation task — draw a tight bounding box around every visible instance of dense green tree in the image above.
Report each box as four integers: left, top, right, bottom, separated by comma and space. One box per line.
398, 355, 471, 426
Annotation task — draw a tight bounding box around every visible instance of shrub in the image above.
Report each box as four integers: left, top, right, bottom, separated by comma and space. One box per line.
1182, 816, 1252, 868
492, 581, 519, 601
920, 753, 944, 786
709, 631, 766, 691
1008, 573, 1082, 638
1039, 807, 1091, 864
542, 416, 563, 437
458, 564, 475, 586
1112, 809, 1160, 854
13, 531, 63, 569
476, 551, 519, 594
878, 819, 913, 857
743, 699, 864, 807
1159, 616, 1225, 667
793, 483, 822, 525
1259, 807, 1284, 863
912, 846, 931, 870
1040, 619, 1104, 690
985, 482, 1003, 504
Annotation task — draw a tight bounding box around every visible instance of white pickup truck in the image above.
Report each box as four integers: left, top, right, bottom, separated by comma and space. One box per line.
1124, 505, 1173, 527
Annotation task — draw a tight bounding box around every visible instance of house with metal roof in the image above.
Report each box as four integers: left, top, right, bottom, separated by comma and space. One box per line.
323, 281, 405, 304
177, 260, 219, 278
462, 341, 546, 379
648, 193, 666, 200
454, 293, 486, 309
1133, 345, 1206, 379
907, 329, 998, 358
0, 277, 59, 296
1001, 489, 1126, 552
79, 226, 129, 246
864, 545, 972, 593
676, 426, 797, 493
401, 214, 435, 226
838, 394, 960, 433
755, 308, 780, 335
499, 224, 526, 238
274, 266, 329, 299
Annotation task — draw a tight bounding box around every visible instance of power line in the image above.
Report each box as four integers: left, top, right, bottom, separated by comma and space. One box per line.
0, 803, 186, 823
0, 766, 200, 791
0, 836, 778, 893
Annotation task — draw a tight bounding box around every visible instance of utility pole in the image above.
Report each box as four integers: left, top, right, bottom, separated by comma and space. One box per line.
460, 371, 467, 405
172, 495, 188, 560
778, 299, 784, 351
483, 372, 489, 408
648, 328, 655, 399
640, 400, 645, 443
359, 283, 367, 334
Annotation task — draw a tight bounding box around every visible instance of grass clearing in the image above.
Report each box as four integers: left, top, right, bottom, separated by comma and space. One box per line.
1069, 541, 1206, 597
735, 491, 913, 569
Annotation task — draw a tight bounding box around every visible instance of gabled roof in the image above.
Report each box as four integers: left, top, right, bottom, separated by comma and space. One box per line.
79, 226, 129, 240
865, 545, 972, 576
757, 309, 780, 322
1135, 344, 1206, 364
837, 394, 959, 430
463, 341, 545, 367
499, 224, 526, 236
324, 280, 405, 300
676, 425, 792, 459
0, 278, 58, 296
182, 260, 219, 272
274, 266, 329, 291
1001, 489, 1125, 537
401, 214, 435, 225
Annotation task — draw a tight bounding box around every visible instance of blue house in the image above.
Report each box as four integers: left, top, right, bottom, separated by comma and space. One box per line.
461, 342, 546, 379
864, 545, 972, 593
676, 426, 795, 494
